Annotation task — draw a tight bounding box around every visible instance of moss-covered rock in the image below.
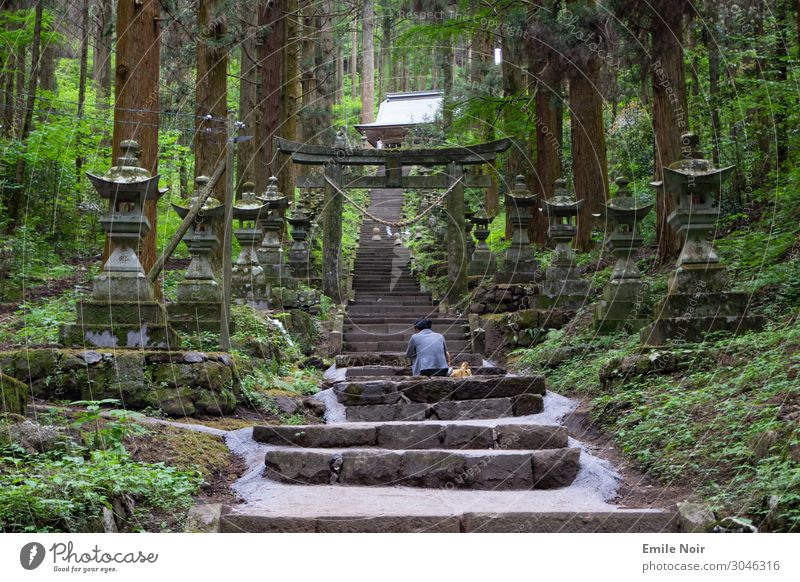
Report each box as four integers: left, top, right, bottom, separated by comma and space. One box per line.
0, 372, 27, 414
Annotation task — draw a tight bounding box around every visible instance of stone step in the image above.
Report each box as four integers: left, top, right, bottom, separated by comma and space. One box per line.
334, 375, 545, 406
343, 394, 544, 421
220, 508, 679, 533
342, 323, 467, 334
263, 447, 580, 490
254, 422, 567, 450
343, 365, 506, 378
349, 297, 433, 306
344, 317, 466, 325
343, 332, 466, 344
345, 306, 446, 316
343, 340, 471, 352
335, 352, 484, 368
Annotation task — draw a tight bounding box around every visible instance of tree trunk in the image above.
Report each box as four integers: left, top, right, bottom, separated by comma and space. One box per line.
531, 52, 562, 248
76, 0, 89, 178
300, 0, 318, 143
195, 0, 228, 200
237, 5, 258, 191
111, 0, 161, 282
279, 0, 301, 198
380, 0, 392, 99
9, 0, 43, 231
39, 39, 57, 94
1, 0, 17, 137
567, 0, 608, 252
651, 4, 687, 265
335, 39, 343, 104
360, 0, 374, 124
93, 0, 113, 108
704, 27, 721, 166
350, 15, 358, 101
254, 0, 283, 192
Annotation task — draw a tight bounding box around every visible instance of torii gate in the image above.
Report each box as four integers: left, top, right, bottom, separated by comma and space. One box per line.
275, 137, 513, 305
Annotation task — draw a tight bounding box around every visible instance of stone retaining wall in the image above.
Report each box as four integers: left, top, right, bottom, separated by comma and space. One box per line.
0, 349, 239, 417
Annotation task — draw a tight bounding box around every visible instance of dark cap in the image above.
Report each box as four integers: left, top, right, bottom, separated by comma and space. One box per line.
414, 318, 432, 330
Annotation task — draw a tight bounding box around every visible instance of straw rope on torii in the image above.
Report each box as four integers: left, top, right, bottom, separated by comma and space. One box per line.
322, 173, 463, 229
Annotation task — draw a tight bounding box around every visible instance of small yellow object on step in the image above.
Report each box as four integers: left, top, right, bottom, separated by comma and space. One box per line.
450, 362, 472, 377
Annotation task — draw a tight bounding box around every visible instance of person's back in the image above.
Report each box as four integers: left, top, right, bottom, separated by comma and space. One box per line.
406, 319, 450, 376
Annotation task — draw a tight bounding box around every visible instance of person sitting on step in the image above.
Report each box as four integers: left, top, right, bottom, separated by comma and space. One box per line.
406, 318, 451, 377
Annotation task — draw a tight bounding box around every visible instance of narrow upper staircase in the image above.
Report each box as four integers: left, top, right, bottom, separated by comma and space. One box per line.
220, 184, 679, 533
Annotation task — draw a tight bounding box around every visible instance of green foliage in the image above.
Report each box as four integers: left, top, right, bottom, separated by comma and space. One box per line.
512, 321, 800, 531
0, 447, 201, 533
0, 291, 79, 345
68, 399, 148, 452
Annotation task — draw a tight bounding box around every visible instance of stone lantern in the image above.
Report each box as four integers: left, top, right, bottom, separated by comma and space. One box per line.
468, 209, 496, 277
287, 202, 313, 281
495, 175, 540, 284
60, 140, 178, 348
256, 176, 295, 308
541, 178, 589, 307
641, 133, 764, 345
167, 176, 227, 335
231, 181, 267, 303
594, 177, 654, 333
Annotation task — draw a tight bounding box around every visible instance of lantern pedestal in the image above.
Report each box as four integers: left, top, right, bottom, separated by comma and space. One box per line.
641, 134, 764, 345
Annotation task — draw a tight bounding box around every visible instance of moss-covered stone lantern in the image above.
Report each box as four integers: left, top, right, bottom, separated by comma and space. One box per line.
287, 202, 313, 281
594, 176, 654, 333
167, 175, 227, 335
60, 140, 178, 348
641, 133, 765, 345
468, 209, 496, 277
231, 181, 267, 303
495, 174, 540, 284
541, 178, 589, 307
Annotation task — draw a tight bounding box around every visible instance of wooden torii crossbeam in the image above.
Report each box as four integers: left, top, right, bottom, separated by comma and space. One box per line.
275, 137, 513, 305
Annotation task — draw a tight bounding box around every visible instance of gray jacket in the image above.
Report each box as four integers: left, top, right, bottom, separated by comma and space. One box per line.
406, 329, 448, 375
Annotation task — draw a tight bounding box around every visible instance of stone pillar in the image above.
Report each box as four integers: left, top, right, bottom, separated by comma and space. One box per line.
322, 163, 344, 303
446, 161, 467, 305
60, 140, 178, 348
541, 179, 589, 307
468, 209, 496, 277
594, 177, 654, 333
495, 175, 540, 284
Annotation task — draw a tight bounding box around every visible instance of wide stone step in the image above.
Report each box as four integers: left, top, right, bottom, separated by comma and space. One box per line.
343, 332, 466, 344
263, 447, 580, 490
342, 323, 467, 334
220, 509, 679, 533
344, 340, 471, 352
344, 365, 505, 378
335, 352, 484, 368
349, 297, 434, 306
343, 394, 543, 421
346, 306, 441, 315
334, 375, 545, 406
254, 422, 567, 450
344, 317, 466, 325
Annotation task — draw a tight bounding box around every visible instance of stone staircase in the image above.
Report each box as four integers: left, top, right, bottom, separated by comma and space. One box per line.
343, 186, 473, 356
220, 184, 679, 533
